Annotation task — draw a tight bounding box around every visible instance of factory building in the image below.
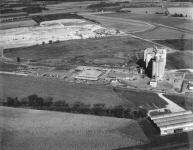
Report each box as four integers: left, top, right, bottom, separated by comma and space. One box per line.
75, 69, 103, 81
149, 110, 193, 136
144, 47, 166, 80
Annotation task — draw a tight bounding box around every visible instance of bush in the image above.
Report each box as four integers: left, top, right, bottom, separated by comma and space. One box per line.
3, 95, 148, 119
44, 97, 53, 106
6, 97, 20, 107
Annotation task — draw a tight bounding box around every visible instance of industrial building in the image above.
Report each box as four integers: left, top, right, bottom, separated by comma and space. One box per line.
75, 69, 103, 81
149, 110, 193, 136
144, 47, 167, 80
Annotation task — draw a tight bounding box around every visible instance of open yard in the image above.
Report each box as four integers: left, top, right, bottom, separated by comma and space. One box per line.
0, 74, 167, 109
0, 106, 148, 150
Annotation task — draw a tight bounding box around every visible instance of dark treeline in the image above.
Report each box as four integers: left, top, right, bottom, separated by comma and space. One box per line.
34, 0, 100, 1
32, 13, 100, 24
87, 2, 119, 9
2, 94, 147, 119
171, 13, 187, 17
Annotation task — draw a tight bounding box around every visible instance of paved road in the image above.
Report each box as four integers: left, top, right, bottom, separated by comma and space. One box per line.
80, 13, 177, 53
158, 93, 185, 112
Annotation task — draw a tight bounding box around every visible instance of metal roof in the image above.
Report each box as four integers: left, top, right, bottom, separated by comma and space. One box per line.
157, 116, 193, 127
160, 121, 193, 131
151, 111, 192, 120
153, 113, 193, 124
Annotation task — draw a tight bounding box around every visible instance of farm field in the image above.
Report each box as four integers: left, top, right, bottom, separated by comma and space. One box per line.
4, 36, 153, 66
163, 94, 193, 111
166, 52, 193, 69
0, 74, 167, 109
0, 20, 37, 30
154, 39, 193, 51
134, 26, 193, 40
121, 7, 163, 14
45, 1, 97, 13
100, 12, 193, 32
0, 62, 20, 72
0, 106, 148, 150
80, 13, 154, 33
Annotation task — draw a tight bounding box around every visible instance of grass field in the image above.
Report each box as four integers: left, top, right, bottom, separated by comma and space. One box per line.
0, 74, 167, 109
0, 20, 37, 30
163, 94, 193, 111
154, 39, 193, 51
0, 62, 20, 72
166, 52, 193, 69
100, 12, 193, 32
80, 14, 154, 33
0, 106, 149, 150
135, 26, 193, 40
4, 36, 153, 66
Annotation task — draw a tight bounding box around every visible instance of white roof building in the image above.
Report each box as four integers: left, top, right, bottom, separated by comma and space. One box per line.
149, 110, 193, 136
75, 69, 103, 81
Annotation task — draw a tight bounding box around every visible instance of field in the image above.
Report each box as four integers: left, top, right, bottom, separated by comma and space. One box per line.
100, 12, 193, 32
0, 106, 148, 150
166, 52, 193, 69
4, 36, 153, 66
0, 62, 20, 72
154, 39, 193, 51
0, 74, 167, 109
135, 26, 193, 40
0, 20, 37, 30
80, 14, 154, 33
163, 94, 193, 111
32, 13, 86, 23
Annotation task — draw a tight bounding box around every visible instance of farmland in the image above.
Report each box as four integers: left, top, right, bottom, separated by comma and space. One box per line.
166, 52, 193, 69
0, 61, 21, 72
0, 106, 148, 150
80, 13, 154, 33
163, 94, 193, 111
100, 12, 193, 32
0, 74, 167, 109
154, 39, 193, 51
0, 20, 37, 30
135, 26, 193, 40
4, 36, 153, 66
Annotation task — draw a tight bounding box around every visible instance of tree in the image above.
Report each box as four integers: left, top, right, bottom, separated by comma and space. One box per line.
49, 40, 52, 44
28, 94, 38, 106
6, 97, 20, 107
16, 57, 20, 63
44, 96, 53, 106
92, 103, 106, 116
111, 105, 124, 118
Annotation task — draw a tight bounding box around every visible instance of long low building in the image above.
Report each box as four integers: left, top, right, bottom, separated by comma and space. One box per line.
75, 69, 103, 81
149, 110, 193, 136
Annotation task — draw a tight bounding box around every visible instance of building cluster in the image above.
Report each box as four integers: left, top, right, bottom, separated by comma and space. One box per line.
144, 47, 167, 80
150, 110, 193, 136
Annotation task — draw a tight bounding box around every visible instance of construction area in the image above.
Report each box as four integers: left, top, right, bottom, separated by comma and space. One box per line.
0, 18, 123, 49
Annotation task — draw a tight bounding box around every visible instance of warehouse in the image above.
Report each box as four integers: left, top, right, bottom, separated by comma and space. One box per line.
149, 110, 193, 136
75, 69, 103, 81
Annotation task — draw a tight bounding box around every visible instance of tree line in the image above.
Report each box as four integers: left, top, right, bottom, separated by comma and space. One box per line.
2, 94, 147, 119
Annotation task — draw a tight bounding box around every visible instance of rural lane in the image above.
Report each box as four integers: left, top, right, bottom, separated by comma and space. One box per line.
158, 93, 185, 113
